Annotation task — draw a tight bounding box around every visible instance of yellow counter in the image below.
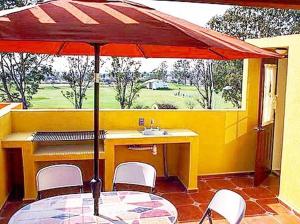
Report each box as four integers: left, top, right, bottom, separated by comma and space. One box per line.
2, 129, 199, 200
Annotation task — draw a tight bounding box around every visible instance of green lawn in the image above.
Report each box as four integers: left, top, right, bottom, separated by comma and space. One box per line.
31, 83, 234, 109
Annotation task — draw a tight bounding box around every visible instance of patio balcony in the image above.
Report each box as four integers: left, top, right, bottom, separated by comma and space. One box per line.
1, 35, 300, 223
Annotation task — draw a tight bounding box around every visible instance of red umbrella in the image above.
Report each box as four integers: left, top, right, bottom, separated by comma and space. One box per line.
0, 0, 279, 216
0, 0, 278, 59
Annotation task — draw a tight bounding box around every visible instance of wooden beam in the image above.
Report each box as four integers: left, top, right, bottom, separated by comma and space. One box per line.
156, 0, 300, 10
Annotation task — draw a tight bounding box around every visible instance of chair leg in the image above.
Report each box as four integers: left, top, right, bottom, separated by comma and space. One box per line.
199, 209, 211, 224
208, 210, 213, 224
150, 187, 154, 193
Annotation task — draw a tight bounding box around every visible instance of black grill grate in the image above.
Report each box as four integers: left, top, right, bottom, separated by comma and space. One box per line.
32, 130, 106, 142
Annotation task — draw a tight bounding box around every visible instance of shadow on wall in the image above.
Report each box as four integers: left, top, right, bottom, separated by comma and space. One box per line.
225, 111, 249, 144
221, 110, 257, 172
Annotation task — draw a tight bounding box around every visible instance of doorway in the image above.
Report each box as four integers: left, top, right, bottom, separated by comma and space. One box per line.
271, 58, 288, 178
254, 57, 288, 190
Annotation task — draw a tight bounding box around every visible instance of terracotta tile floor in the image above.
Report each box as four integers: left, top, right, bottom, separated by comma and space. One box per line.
1, 174, 300, 224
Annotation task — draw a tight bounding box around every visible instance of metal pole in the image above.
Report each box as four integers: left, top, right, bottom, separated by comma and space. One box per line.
90, 43, 102, 216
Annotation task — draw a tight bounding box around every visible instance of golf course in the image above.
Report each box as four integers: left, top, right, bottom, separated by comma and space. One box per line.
31, 83, 234, 109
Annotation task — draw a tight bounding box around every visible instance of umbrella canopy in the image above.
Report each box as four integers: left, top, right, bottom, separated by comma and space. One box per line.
0, 0, 278, 59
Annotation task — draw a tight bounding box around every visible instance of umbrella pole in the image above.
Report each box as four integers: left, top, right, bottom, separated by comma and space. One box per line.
90, 43, 102, 216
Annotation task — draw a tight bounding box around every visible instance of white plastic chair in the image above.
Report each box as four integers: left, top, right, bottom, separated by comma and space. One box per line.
199, 189, 246, 224
113, 162, 156, 192
36, 164, 83, 199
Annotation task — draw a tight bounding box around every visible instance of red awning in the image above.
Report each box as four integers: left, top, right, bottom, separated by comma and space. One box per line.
0, 0, 279, 59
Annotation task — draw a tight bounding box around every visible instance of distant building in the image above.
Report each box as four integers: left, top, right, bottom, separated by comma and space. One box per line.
100, 73, 112, 85
143, 79, 169, 90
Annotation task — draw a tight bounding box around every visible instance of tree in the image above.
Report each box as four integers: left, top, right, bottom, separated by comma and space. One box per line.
1, 0, 16, 9
61, 56, 95, 109
0, 53, 52, 108
151, 61, 168, 81
207, 7, 300, 108
190, 60, 214, 109
108, 57, 142, 109
213, 60, 243, 108
171, 60, 191, 85
0, 0, 35, 10
0, 0, 51, 108
208, 7, 300, 40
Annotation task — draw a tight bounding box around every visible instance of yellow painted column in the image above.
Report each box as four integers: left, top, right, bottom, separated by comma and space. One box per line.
188, 137, 199, 190
22, 142, 37, 200
103, 140, 115, 191
278, 43, 300, 212
177, 137, 199, 191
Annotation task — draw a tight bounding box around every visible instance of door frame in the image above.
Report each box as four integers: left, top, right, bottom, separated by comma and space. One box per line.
254, 58, 278, 186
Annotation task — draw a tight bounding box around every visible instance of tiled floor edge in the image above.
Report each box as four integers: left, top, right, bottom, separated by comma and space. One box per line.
278, 196, 300, 218
158, 175, 198, 193
176, 176, 189, 192
198, 171, 255, 180
0, 194, 11, 217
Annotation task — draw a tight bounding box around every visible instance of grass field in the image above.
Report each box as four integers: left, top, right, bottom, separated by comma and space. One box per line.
31, 83, 234, 109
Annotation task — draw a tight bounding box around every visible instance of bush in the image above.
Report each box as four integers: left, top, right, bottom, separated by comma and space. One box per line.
155, 87, 170, 90
152, 103, 178, 109
132, 104, 150, 109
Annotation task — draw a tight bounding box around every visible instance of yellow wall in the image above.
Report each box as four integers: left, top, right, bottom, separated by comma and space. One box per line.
0, 103, 22, 208
10, 87, 260, 176
272, 59, 288, 170
248, 34, 300, 213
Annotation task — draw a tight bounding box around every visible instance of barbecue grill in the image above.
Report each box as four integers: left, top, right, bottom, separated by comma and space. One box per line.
32, 130, 106, 142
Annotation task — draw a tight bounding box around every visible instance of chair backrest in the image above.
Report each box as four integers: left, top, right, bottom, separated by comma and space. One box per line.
113, 162, 156, 189
36, 164, 83, 192
208, 189, 246, 224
